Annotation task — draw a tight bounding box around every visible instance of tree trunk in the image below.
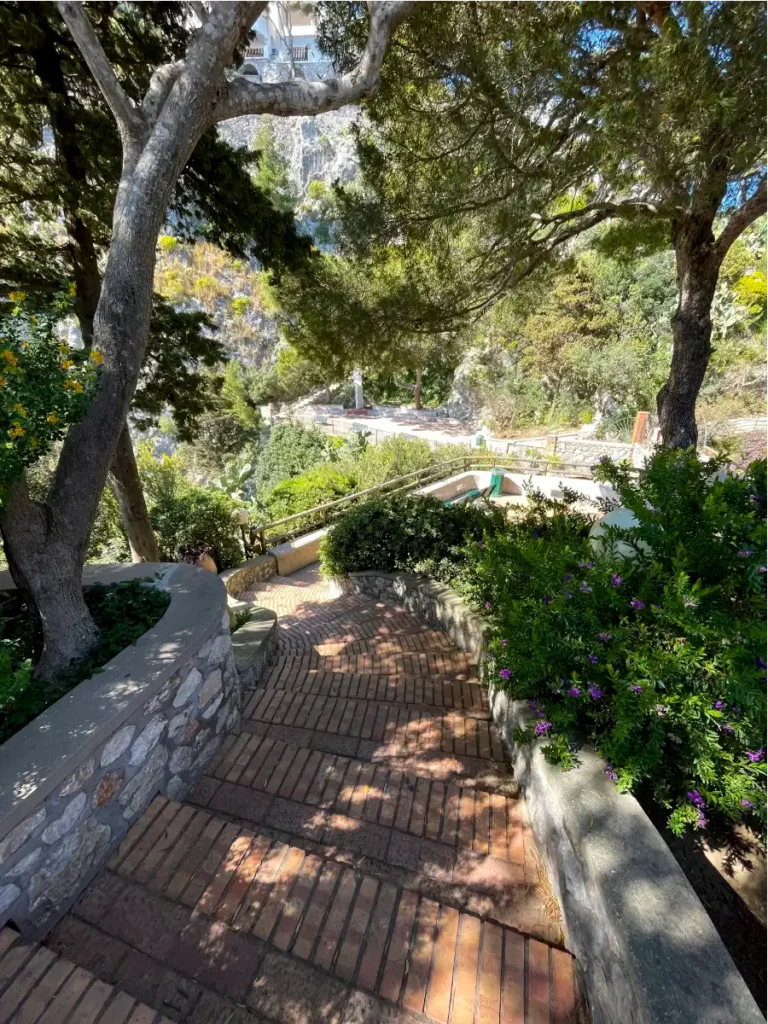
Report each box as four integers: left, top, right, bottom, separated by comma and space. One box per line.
657, 215, 721, 448
413, 368, 423, 410
109, 425, 160, 562
0, 479, 99, 679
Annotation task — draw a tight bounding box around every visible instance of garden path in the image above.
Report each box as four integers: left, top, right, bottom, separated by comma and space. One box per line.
31, 565, 576, 1023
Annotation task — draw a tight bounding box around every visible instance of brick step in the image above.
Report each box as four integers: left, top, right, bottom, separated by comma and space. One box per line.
0, 925, 172, 1023
279, 627, 461, 656
242, 690, 504, 761
47, 798, 576, 1024
186, 776, 559, 943
265, 649, 477, 680
262, 664, 486, 712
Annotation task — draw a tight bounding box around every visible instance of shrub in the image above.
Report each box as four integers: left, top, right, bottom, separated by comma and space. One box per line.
469, 449, 767, 836
262, 463, 357, 524
255, 422, 331, 494
0, 299, 98, 505
0, 580, 170, 743
150, 485, 244, 570
320, 495, 504, 577
355, 436, 434, 489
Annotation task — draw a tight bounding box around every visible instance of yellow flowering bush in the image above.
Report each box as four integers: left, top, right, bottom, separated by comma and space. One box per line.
0, 301, 98, 504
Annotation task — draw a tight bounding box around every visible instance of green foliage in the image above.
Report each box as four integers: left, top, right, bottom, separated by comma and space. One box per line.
320, 495, 503, 578
0, 580, 169, 744
254, 422, 332, 495
466, 449, 767, 835
250, 124, 296, 216
150, 486, 244, 570
261, 463, 358, 524
355, 435, 434, 489
0, 301, 97, 502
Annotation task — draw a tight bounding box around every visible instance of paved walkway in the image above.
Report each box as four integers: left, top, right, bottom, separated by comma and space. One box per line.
30, 566, 575, 1024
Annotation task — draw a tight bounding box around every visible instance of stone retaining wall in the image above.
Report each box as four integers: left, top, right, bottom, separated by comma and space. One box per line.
339, 570, 763, 1024
0, 563, 240, 939
220, 554, 277, 597
505, 436, 643, 466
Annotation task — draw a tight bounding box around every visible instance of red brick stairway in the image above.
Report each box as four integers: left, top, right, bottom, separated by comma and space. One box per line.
17, 565, 578, 1023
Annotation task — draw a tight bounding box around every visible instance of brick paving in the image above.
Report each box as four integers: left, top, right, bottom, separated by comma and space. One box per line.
25, 564, 578, 1024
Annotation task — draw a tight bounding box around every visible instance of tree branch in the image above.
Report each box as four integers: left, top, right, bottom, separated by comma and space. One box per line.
715, 177, 767, 262
209, 1, 413, 123
55, 1, 146, 142
537, 197, 666, 226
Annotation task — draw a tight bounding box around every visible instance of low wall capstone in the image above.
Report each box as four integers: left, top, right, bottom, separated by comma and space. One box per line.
340, 570, 763, 1024
0, 562, 240, 939
220, 553, 277, 597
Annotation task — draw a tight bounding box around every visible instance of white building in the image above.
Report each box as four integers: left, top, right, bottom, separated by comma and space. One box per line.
242, 2, 332, 79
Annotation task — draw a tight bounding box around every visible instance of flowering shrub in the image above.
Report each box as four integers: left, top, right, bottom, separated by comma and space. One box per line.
0, 297, 97, 504
463, 449, 767, 835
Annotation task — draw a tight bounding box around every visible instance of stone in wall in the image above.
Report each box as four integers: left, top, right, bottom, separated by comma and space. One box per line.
0, 613, 241, 939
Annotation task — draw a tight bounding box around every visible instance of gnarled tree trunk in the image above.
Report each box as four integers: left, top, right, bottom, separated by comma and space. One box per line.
109, 425, 160, 562
657, 214, 721, 448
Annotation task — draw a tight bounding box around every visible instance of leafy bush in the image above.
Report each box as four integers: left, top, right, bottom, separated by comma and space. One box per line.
468, 449, 767, 836
255, 422, 331, 494
320, 495, 504, 577
0, 580, 170, 743
0, 298, 98, 504
150, 486, 244, 570
261, 463, 357, 524
355, 436, 434, 489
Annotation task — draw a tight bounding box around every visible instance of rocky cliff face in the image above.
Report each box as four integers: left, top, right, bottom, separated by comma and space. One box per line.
218, 106, 360, 199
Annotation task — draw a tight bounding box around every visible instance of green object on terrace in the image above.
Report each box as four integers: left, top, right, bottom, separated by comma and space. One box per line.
490, 469, 504, 497
444, 488, 481, 507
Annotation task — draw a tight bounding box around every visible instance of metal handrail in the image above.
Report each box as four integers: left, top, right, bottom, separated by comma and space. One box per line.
247, 454, 602, 554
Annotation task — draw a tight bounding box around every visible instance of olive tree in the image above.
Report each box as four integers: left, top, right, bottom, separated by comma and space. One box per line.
2, 0, 410, 679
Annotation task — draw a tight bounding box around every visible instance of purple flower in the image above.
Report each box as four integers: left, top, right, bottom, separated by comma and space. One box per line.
629, 684, 643, 694
563, 574, 572, 583
610, 573, 623, 587
565, 591, 573, 599
567, 686, 581, 698
604, 764, 618, 781
588, 653, 598, 665
758, 566, 767, 574
580, 581, 593, 594
687, 790, 706, 809
722, 725, 735, 736
747, 748, 765, 763
484, 601, 492, 611
733, 706, 743, 716
713, 700, 726, 710
499, 668, 511, 681
588, 685, 603, 700
578, 560, 595, 570
534, 720, 553, 736
737, 549, 755, 558
756, 657, 766, 670
598, 632, 612, 643
500, 639, 507, 647
543, 594, 553, 605
629, 598, 645, 611
529, 700, 541, 712
742, 798, 754, 809
696, 813, 708, 829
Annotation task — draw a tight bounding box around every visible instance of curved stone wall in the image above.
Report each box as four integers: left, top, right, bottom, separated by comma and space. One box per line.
0, 562, 240, 939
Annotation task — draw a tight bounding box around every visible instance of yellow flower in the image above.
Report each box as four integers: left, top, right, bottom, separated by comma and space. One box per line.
67, 282, 77, 297
13, 403, 26, 418
1, 350, 17, 368
90, 349, 104, 365
0, 377, 5, 390
7, 291, 25, 303
46, 412, 59, 424
8, 424, 24, 439
63, 380, 83, 393
29, 436, 38, 449
60, 359, 74, 370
